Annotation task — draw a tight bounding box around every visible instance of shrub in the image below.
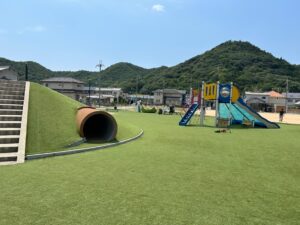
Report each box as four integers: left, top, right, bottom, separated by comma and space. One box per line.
141, 106, 157, 113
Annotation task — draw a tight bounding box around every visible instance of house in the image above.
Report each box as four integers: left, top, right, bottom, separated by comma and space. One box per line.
41, 77, 85, 101
0, 66, 18, 80
127, 94, 154, 105
282, 93, 300, 106
245, 91, 285, 112
153, 89, 186, 106
83, 87, 123, 105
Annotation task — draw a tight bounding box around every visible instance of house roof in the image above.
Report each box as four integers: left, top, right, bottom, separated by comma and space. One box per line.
268, 91, 284, 98
282, 93, 300, 98
82, 87, 122, 91
153, 89, 186, 94
245, 92, 269, 96
41, 77, 84, 84
100, 88, 122, 91
245, 91, 284, 98
0, 66, 10, 71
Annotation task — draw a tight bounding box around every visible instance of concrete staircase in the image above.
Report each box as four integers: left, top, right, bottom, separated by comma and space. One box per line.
0, 80, 30, 165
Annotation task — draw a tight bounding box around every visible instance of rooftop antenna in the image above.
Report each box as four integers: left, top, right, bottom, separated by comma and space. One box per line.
96, 60, 105, 72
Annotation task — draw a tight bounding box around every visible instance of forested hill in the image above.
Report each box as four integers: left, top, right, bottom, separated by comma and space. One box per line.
1, 41, 300, 93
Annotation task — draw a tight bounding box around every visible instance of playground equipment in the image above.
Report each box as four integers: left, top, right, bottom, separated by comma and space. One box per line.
179, 88, 201, 126
179, 82, 279, 128
76, 107, 118, 141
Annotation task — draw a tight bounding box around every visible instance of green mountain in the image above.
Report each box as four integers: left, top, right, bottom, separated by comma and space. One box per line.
1, 41, 300, 93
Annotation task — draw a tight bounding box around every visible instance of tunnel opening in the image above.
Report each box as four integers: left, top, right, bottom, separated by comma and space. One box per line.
82, 113, 117, 142
76, 107, 118, 142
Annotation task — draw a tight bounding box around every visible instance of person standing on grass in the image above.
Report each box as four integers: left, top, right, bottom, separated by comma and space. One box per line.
279, 108, 285, 122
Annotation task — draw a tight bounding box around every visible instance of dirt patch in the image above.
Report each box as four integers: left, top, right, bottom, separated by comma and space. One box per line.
204, 110, 300, 125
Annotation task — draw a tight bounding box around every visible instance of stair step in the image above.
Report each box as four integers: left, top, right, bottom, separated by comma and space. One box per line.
0, 157, 18, 163
0, 104, 23, 110
0, 135, 19, 144
0, 80, 25, 84
0, 151, 18, 162
0, 128, 21, 136
0, 122, 21, 128
0, 115, 22, 121
0, 94, 24, 100
0, 83, 25, 88
0, 86, 25, 92
0, 99, 24, 105
0, 148, 19, 155
0, 90, 25, 96
0, 109, 23, 115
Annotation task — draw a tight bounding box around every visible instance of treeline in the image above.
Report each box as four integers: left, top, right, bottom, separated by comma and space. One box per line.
1, 41, 300, 93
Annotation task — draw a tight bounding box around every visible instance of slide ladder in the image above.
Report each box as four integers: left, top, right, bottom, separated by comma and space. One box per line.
179, 103, 199, 126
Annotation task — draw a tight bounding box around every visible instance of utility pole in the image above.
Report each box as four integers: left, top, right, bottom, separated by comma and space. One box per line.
136, 75, 139, 103
88, 80, 91, 106
285, 77, 289, 113
95, 60, 104, 72
96, 60, 105, 107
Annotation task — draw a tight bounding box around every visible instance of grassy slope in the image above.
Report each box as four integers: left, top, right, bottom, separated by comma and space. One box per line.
26, 83, 83, 154
2, 112, 300, 225
26, 83, 140, 154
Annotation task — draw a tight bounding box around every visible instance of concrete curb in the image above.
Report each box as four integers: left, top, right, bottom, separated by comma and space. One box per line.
18, 82, 30, 164
26, 129, 144, 160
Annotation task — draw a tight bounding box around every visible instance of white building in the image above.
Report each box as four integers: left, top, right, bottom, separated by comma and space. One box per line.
84, 87, 123, 105
127, 94, 154, 105
83, 87, 123, 98
41, 77, 85, 101
0, 66, 18, 80
153, 89, 186, 106
282, 93, 300, 106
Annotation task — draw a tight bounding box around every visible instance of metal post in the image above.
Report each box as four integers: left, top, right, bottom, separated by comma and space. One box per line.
215, 81, 220, 126
98, 86, 101, 108
229, 82, 233, 124
285, 78, 289, 113
88, 80, 91, 106
136, 75, 138, 103
189, 87, 193, 104
200, 81, 205, 126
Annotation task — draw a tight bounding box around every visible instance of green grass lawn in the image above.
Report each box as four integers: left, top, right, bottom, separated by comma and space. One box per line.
2, 111, 300, 225
26, 83, 140, 154
26, 83, 83, 154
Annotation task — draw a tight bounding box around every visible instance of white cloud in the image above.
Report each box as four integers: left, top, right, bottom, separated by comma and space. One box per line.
152, 4, 165, 12
31, 25, 46, 32
17, 25, 47, 34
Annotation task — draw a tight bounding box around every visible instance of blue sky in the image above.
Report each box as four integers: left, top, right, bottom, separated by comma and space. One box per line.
0, 0, 299, 71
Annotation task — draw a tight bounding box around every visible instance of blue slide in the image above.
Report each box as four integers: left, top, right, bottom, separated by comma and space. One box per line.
219, 98, 279, 128
179, 103, 199, 126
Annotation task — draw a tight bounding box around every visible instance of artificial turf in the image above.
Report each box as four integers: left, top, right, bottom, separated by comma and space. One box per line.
2, 111, 300, 225
26, 83, 140, 154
